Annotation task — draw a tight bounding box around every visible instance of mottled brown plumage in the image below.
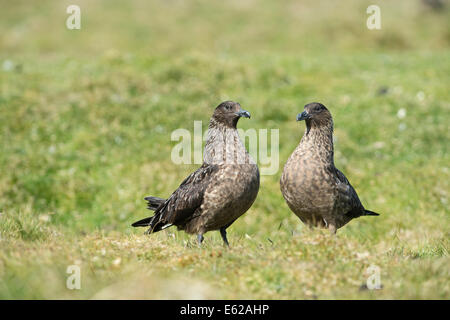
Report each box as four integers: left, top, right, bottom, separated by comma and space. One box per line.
280, 102, 379, 233
132, 101, 260, 245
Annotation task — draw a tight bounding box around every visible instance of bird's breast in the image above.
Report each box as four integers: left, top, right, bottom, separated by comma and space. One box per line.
281, 153, 336, 211
201, 163, 259, 220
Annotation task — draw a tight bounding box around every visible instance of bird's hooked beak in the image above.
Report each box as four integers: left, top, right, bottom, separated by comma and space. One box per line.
296, 111, 311, 121
236, 109, 251, 119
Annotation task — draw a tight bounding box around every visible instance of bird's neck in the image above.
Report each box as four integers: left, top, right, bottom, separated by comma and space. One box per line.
203, 123, 252, 165
297, 122, 334, 165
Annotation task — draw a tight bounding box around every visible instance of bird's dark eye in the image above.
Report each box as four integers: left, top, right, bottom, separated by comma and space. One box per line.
226, 105, 231, 110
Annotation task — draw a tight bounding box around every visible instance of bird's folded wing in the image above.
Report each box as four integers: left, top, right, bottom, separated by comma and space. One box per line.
334, 168, 364, 216
152, 164, 220, 227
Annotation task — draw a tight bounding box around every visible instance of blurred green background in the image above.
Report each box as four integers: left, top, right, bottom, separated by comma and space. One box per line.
0, 0, 449, 299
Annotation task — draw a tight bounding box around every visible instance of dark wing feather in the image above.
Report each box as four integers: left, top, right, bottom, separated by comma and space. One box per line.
144, 196, 165, 211
146, 164, 219, 232
334, 168, 365, 218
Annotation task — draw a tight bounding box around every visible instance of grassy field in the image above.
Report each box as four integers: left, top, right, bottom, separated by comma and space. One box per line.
0, 0, 449, 299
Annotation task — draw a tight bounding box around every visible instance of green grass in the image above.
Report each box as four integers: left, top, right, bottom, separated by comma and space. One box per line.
0, 0, 449, 299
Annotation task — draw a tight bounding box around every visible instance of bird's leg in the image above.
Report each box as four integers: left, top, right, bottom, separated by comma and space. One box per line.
322, 218, 337, 234
328, 224, 337, 235
197, 234, 204, 245
219, 227, 229, 247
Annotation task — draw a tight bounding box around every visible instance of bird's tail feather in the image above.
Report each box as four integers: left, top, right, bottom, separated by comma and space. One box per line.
131, 215, 171, 234
144, 222, 173, 234
132, 196, 169, 231
131, 216, 153, 227
144, 196, 165, 211
364, 210, 380, 216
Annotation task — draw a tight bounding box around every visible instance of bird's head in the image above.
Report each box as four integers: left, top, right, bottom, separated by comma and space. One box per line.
212, 101, 251, 128
297, 102, 332, 128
